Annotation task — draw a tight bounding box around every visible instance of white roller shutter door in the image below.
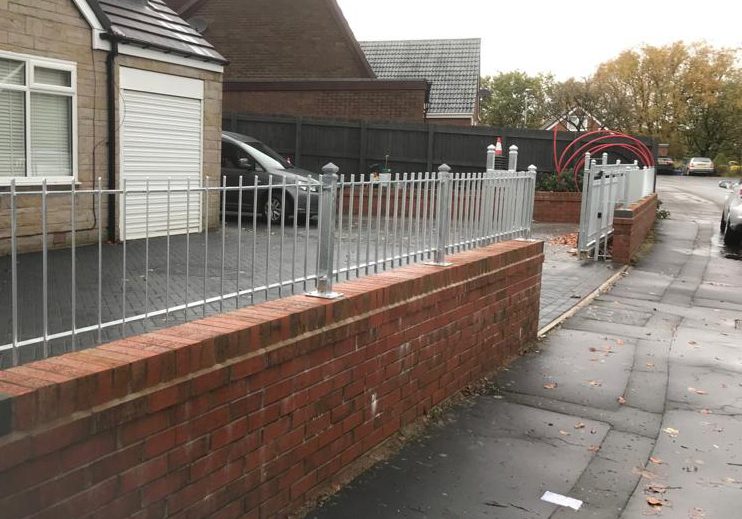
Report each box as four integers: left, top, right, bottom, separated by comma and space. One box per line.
119, 68, 203, 240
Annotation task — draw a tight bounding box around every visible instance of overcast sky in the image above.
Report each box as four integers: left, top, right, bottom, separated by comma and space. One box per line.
337, 0, 742, 80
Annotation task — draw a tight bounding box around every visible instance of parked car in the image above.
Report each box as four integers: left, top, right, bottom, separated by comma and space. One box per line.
221, 132, 320, 224
683, 157, 715, 176
720, 180, 742, 245
656, 156, 675, 174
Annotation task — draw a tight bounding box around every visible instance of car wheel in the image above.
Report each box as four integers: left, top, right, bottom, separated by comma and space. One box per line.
723, 219, 740, 246
263, 193, 293, 225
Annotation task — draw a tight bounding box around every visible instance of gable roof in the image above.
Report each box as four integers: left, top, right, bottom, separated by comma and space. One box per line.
359, 39, 481, 116
166, 0, 368, 74
87, 0, 226, 64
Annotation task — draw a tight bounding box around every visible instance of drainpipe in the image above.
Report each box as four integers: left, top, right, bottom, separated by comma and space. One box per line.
106, 40, 118, 242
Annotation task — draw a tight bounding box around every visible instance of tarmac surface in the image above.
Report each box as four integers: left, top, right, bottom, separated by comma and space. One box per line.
309, 176, 742, 518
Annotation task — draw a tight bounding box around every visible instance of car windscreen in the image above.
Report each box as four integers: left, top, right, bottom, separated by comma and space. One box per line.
243, 141, 293, 169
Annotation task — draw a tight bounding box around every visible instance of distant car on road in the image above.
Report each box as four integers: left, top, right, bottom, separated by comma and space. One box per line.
720, 179, 742, 245
684, 157, 715, 176
656, 156, 675, 175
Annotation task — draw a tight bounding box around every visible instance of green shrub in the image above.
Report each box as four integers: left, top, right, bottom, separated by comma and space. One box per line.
536, 170, 584, 192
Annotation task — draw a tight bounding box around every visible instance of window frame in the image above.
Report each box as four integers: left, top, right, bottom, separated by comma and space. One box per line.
0, 50, 77, 186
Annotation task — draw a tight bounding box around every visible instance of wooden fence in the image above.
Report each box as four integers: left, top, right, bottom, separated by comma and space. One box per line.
223, 113, 656, 177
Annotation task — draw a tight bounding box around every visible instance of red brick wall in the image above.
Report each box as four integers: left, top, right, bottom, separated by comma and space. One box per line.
189, 0, 373, 81
0, 241, 543, 519
223, 88, 427, 123
612, 193, 658, 264
533, 192, 582, 224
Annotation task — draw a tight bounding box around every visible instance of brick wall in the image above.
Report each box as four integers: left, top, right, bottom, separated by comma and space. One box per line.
612, 193, 658, 264
223, 87, 427, 124
191, 0, 373, 81
533, 192, 582, 224
0, 240, 543, 519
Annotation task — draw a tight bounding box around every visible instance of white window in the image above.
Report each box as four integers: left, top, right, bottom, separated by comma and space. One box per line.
0, 52, 76, 182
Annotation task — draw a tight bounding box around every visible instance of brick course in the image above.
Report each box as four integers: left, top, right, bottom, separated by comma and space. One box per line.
533, 191, 583, 224
0, 240, 543, 519
612, 193, 658, 264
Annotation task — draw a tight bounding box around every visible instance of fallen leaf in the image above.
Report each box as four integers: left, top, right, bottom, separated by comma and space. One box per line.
689, 340, 698, 346
649, 456, 663, 465
588, 380, 602, 387
688, 387, 708, 395
646, 496, 664, 507
574, 422, 586, 429
618, 395, 627, 405
616, 338, 625, 345
663, 427, 679, 437
700, 409, 713, 415
633, 467, 657, 479
645, 362, 655, 368
559, 430, 571, 436
645, 483, 667, 494
588, 445, 600, 453
544, 382, 558, 390
589, 347, 598, 352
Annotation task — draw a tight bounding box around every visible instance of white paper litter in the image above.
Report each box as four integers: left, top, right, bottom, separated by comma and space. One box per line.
541, 491, 583, 511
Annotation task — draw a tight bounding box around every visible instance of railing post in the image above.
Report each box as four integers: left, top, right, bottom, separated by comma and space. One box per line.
486, 144, 496, 171
508, 145, 518, 171
526, 165, 537, 238
577, 152, 592, 254
307, 162, 343, 299
427, 164, 453, 266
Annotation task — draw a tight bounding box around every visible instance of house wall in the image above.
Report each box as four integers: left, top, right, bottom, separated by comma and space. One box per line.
0, 1, 224, 254
0, 0, 109, 254
0, 239, 543, 519
223, 88, 426, 123
190, 0, 373, 81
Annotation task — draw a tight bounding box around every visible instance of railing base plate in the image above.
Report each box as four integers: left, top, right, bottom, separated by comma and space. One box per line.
305, 290, 344, 300
424, 261, 453, 267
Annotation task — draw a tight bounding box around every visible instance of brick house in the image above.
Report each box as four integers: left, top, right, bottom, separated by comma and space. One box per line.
360, 39, 482, 127
1, 0, 225, 253
167, 0, 430, 123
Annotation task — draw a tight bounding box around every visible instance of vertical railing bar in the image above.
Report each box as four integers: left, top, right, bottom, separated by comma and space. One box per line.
356, 178, 364, 274
414, 172, 423, 260
292, 180, 299, 291
185, 178, 191, 321
303, 178, 311, 292
383, 173, 396, 270
220, 176, 227, 312
70, 179, 77, 350
398, 173, 408, 266
452, 173, 461, 251
144, 178, 150, 320
10, 179, 19, 366
407, 173, 415, 263
346, 175, 355, 279
121, 179, 127, 335
265, 176, 273, 299
96, 177, 103, 343
365, 177, 373, 274
252, 176, 258, 304
203, 177, 209, 317
374, 175, 383, 272
236, 175, 243, 306
421, 172, 431, 258
336, 178, 345, 281
165, 178, 172, 322
464, 173, 473, 248
42, 179, 49, 356
278, 176, 286, 297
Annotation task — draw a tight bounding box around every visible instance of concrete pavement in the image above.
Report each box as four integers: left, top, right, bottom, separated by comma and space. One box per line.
309, 177, 742, 518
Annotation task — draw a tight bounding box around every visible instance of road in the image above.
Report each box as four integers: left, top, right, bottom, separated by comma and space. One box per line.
310, 175, 742, 518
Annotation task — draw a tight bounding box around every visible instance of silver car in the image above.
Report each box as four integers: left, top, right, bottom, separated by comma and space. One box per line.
684, 157, 715, 176
720, 180, 742, 245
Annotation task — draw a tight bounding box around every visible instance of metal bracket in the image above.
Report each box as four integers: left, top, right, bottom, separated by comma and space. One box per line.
305, 290, 344, 300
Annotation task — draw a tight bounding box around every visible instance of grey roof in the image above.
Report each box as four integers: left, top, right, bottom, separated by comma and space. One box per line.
91, 0, 226, 64
359, 39, 480, 115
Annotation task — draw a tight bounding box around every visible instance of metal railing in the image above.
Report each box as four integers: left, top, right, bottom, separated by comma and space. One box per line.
0, 147, 537, 368
577, 152, 656, 259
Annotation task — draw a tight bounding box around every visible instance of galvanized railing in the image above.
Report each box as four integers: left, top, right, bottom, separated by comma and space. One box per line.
0, 148, 536, 368
577, 152, 656, 259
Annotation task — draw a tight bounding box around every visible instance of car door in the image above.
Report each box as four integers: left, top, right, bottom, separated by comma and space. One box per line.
221, 140, 258, 213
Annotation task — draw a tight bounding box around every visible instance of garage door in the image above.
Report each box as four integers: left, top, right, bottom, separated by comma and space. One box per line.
119, 68, 203, 240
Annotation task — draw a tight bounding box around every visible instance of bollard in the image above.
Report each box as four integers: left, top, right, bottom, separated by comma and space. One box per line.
508, 145, 518, 171
427, 164, 453, 266
307, 162, 343, 299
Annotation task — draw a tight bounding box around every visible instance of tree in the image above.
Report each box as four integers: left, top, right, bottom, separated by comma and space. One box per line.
479, 72, 553, 128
